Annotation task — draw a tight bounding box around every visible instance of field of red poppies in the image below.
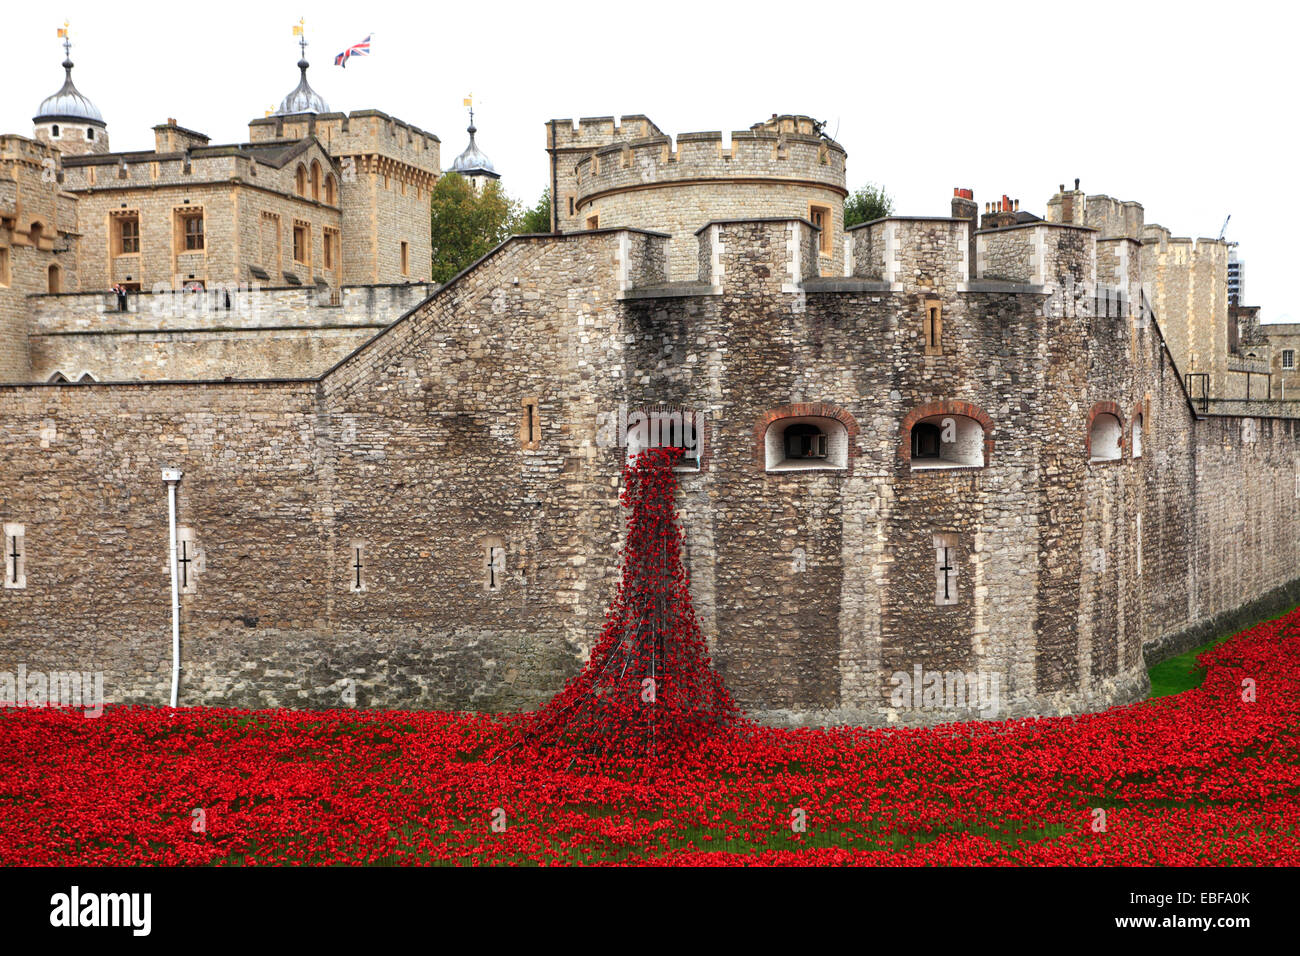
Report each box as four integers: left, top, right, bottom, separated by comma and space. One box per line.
1, 605, 1298, 866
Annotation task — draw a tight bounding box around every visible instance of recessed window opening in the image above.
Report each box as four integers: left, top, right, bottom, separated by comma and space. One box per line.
933, 533, 959, 606
764, 416, 848, 472
626, 407, 702, 471
1090, 413, 1122, 462
910, 414, 985, 470
487, 546, 505, 591
4, 523, 25, 590
785, 423, 828, 460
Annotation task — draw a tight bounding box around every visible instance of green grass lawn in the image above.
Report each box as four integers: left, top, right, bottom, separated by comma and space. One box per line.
1147, 602, 1300, 698
1148, 636, 1231, 698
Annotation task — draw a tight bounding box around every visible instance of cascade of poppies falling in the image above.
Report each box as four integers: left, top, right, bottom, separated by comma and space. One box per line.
524, 445, 740, 764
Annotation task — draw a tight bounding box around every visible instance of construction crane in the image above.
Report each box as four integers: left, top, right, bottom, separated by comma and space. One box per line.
1218, 215, 1231, 241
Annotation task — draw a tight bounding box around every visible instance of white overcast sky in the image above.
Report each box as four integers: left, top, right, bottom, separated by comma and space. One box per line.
7, 0, 1296, 319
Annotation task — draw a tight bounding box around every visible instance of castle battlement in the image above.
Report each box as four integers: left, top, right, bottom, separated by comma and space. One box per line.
687, 217, 820, 294
1140, 225, 1231, 257
11, 204, 1299, 723
843, 214, 1110, 296
0, 134, 61, 172
848, 217, 971, 290
574, 127, 846, 198
972, 221, 1097, 289
547, 114, 664, 151
1047, 188, 1144, 239
248, 110, 441, 175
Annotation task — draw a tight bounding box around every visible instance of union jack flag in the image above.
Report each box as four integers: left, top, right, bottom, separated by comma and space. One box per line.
334, 35, 371, 68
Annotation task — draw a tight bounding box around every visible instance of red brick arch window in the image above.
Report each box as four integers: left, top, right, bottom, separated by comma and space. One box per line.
898, 400, 994, 468
754, 403, 859, 474
1086, 401, 1125, 462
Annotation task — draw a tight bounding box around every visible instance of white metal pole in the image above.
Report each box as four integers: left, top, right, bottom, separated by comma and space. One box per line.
162, 468, 183, 708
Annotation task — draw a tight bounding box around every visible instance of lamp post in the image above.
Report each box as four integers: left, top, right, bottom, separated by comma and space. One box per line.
161, 467, 183, 708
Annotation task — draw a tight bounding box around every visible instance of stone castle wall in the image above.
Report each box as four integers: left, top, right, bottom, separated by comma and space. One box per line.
0, 379, 326, 705
0, 231, 666, 709
1, 136, 80, 382
21, 283, 433, 382
3, 224, 1299, 724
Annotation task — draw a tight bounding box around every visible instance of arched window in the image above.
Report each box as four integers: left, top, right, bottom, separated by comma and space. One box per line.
47, 263, 61, 294
47, 371, 69, 383
87, 128, 95, 141
908, 414, 986, 470
77, 372, 97, 383
51, 124, 60, 138
763, 416, 849, 471
310, 161, 322, 201
1089, 411, 1123, 462
28, 222, 44, 249
1131, 412, 1144, 458
900, 401, 994, 470
295, 164, 307, 197
324, 173, 336, 205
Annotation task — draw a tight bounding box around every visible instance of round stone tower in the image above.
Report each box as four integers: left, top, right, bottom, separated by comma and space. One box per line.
561, 114, 847, 279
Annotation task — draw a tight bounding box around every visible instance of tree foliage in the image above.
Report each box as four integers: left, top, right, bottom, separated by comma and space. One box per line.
429, 173, 517, 283
844, 183, 894, 228
514, 188, 552, 235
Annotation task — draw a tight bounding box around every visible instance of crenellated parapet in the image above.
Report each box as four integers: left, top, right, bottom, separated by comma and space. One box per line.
690, 217, 820, 297
248, 109, 441, 178
572, 127, 845, 199
547, 115, 662, 234
848, 217, 971, 295
1046, 186, 1144, 240
975, 221, 1096, 292
547, 114, 663, 152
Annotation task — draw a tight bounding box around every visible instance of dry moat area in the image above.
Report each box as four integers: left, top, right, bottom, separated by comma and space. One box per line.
1, 605, 1296, 866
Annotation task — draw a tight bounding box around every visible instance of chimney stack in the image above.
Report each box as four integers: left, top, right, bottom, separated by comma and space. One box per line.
950, 187, 978, 280
980, 192, 1020, 230
951, 187, 977, 221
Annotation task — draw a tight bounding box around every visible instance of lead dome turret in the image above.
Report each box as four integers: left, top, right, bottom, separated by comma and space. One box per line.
33, 37, 109, 155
